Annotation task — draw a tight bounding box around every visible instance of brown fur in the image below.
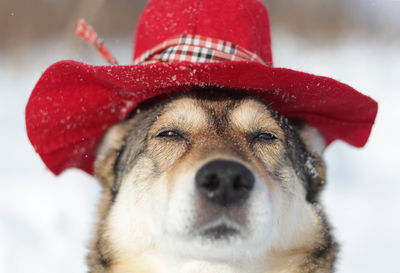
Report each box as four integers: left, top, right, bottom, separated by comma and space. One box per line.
89, 88, 338, 273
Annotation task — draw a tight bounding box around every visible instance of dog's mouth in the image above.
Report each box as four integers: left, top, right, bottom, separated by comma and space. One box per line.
192, 216, 242, 240
201, 224, 238, 239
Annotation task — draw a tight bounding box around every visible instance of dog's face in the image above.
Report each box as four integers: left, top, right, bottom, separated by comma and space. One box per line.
93, 89, 333, 271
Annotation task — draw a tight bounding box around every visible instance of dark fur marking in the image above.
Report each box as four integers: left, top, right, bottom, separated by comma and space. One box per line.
111, 103, 166, 196
274, 113, 322, 203
96, 238, 111, 268
110, 141, 127, 202
308, 209, 339, 272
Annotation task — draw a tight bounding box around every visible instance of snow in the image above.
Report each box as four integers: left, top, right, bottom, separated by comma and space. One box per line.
1, 32, 399, 272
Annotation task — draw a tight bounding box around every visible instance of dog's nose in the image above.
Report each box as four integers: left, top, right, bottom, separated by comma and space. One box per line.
195, 159, 255, 206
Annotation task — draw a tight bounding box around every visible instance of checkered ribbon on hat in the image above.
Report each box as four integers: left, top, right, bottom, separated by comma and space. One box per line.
133, 34, 269, 66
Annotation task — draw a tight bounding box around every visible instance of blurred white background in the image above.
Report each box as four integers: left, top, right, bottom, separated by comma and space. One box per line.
1, 0, 399, 272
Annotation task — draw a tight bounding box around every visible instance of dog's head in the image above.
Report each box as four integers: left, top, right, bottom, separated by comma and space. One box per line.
93, 88, 332, 269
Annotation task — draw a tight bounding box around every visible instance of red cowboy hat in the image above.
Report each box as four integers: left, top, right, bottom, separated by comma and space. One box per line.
26, 0, 378, 176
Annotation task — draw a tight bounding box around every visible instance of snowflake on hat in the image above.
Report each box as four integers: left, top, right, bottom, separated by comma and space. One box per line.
25, 0, 378, 175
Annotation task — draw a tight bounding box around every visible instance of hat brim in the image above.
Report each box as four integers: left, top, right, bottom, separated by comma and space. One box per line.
26, 60, 377, 175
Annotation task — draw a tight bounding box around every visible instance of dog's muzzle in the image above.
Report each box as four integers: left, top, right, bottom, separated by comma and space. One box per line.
195, 159, 255, 206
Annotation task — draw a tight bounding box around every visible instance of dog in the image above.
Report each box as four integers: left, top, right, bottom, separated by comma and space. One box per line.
88, 88, 338, 273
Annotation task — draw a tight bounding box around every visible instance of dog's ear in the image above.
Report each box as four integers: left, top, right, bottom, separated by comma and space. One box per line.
296, 123, 326, 158
95, 121, 131, 188
290, 120, 327, 201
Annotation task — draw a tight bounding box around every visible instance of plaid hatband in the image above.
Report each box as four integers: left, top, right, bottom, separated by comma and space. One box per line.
133, 34, 269, 66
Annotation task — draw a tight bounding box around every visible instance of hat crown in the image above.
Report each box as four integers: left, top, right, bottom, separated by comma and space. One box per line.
133, 0, 273, 66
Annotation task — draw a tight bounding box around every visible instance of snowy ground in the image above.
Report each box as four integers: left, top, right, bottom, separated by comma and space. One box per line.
0, 32, 399, 272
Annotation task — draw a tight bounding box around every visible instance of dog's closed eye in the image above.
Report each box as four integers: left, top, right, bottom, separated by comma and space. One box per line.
155, 130, 185, 140
253, 132, 278, 142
